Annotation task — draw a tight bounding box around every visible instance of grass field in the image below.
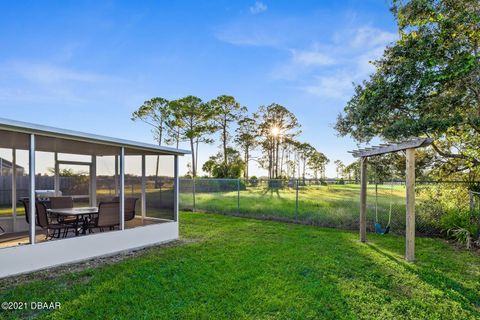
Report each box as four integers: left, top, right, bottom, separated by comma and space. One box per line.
1, 212, 479, 319
181, 184, 408, 232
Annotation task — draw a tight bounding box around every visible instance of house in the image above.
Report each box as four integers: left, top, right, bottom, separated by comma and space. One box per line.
0, 157, 25, 176
0, 118, 189, 278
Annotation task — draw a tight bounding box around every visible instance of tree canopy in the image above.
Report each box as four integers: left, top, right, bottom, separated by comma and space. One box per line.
336, 0, 479, 178
132, 96, 329, 180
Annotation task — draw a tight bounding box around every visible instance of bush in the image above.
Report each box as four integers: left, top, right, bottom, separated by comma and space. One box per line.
417, 183, 479, 247
248, 176, 259, 187
417, 184, 466, 233
447, 226, 474, 249
440, 209, 475, 234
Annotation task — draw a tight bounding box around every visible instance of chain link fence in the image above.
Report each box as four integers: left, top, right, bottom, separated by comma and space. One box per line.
179, 178, 476, 236
0, 175, 475, 236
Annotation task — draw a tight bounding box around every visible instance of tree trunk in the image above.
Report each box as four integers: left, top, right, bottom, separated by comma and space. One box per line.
279, 145, 285, 178
297, 153, 301, 180
155, 126, 163, 188
195, 138, 199, 177
275, 140, 280, 178
176, 129, 180, 149
268, 140, 273, 179
245, 147, 249, 180
223, 116, 228, 166
190, 138, 196, 177
302, 157, 306, 184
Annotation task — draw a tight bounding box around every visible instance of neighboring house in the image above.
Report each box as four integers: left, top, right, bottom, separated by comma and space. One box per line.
0, 157, 24, 176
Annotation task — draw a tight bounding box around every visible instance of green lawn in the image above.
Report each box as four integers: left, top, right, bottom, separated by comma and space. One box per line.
182, 184, 410, 232
1, 212, 479, 319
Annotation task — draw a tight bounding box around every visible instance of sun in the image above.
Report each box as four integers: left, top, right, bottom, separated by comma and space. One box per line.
271, 126, 280, 137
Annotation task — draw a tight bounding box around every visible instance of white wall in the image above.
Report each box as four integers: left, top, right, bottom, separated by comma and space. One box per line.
0, 221, 178, 278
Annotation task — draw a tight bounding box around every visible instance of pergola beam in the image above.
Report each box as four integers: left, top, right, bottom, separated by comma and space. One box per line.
351, 138, 433, 158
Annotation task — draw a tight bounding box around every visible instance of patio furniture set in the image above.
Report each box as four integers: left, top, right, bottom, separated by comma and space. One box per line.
20, 196, 138, 240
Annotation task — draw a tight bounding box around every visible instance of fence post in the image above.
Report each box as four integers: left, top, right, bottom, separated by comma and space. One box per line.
469, 191, 474, 216
237, 179, 240, 214
295, 179, 299, 221
192, 178, 196, 212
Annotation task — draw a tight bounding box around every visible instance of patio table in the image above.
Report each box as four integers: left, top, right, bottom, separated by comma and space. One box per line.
48, 207, 98, 236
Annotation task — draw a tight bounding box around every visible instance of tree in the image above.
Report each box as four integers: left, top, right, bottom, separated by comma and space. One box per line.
344, 161, 360, 182
168, 96, 216, 177
202, 147, 245, 178
131, 97, 172, 187
202, 159, 216, 178
334, 160, 345, 179
257, 103, 301, 179
308, 150, 329, 180
294, 141, 315, 183
335, 0, 480, 180
235, 116, 258, 179
210, 95, 247, 175
131, 97, 172, 145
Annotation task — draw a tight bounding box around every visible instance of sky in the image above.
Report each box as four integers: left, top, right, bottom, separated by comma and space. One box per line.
0, 0, 397, 177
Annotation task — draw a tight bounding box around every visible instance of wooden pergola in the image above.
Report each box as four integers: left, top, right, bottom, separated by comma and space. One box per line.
349, 137, 434, 262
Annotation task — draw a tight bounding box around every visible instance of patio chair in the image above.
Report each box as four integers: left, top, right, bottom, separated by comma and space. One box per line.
50, 196, 74, 209
125, 197, 139, 221
99, 196, 119, 203
21, 199, 38, 226
21, 200, 73, 239
36, 202, 71, 239
49, 196, 77, 226
93, 201, 120, 232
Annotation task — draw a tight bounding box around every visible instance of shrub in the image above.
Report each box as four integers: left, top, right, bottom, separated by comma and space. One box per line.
416, 183, 470, 236
447, 227, 473, 249
440, 209, 475, 234
248, 178, 259, 187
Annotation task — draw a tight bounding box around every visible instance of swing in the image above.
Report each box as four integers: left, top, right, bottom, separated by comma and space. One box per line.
373, 173, 393, 235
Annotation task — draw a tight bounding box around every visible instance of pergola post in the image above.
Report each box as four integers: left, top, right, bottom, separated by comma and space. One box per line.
28, 134, 36, 244
405, 148, 416, 262
360, 156, 368, 243
119, 148, 125, 230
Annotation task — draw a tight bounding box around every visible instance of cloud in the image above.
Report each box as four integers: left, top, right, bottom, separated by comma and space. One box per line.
215, 26, 280, 47
214, 18, 286, 47
0, 60, 123, 105
5, 62, 115, 84
350, 26, 397, 49
299, 27, 396, 99
270, 46, 337, 81
291, 49, 336, 66
302, 73, 355, 100
249, 1, 267, 15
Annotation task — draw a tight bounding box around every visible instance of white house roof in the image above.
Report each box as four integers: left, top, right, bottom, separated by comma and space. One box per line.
0, 118, 190, 156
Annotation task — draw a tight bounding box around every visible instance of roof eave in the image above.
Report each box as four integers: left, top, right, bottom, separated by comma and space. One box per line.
0, 118, 191, 155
